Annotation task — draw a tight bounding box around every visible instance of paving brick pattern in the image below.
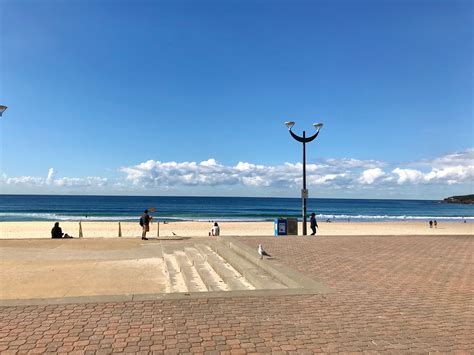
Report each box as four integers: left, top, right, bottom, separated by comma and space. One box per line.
1, 235, 473, 353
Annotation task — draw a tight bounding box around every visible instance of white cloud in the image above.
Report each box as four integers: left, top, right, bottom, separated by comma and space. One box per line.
46, 168, 55, 184
1, 148, 472, 195
2, 176, 45, 185
358, 168, 385, 184
200, 158, 218, 167
241, 176, 270, 187
119, 159, 348, 188
423, 165, 474, 185
428, 148, 474, 168
120, 159, 240, 187
119, 149, 474, 190
1, 170, 107, 188
392, 168, 425, 184
387, 148, 474, 185
392, 165, 474, 185
309, 173, 348, 185
53, 176, 108, 187
324, 158, 385, 169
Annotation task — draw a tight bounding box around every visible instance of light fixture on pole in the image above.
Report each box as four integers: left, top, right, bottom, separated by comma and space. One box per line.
0, 105, 7, 117
313, 123, 323, 131
285, 120, 324, 235
284, 121, 295, 129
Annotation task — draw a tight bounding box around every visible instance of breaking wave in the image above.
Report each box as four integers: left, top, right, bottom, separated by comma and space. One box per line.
0, 212, 471, 222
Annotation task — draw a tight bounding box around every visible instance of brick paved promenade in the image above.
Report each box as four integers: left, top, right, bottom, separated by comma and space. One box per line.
1, 235, 472, 353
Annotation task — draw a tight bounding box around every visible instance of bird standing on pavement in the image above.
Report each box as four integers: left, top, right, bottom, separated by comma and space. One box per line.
258, 244, 271, 259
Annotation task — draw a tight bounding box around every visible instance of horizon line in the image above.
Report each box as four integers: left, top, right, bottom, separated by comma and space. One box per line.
0, 193, 444, 202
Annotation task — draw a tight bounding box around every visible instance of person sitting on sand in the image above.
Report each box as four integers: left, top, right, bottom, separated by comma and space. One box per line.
51, 222, 72, 238
209, 222, 220, 236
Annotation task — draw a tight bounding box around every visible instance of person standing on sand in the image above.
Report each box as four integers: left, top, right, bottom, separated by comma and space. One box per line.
140, 209, 152, 240
310, 213, 318, 235
429, 220, 433, 228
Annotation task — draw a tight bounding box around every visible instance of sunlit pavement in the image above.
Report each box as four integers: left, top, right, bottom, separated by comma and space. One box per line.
0, 235, 472, 353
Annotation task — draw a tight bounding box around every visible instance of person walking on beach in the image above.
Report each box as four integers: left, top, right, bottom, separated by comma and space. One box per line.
429, 220, 433, 228
434, 220, 438, 228
310, 213, 318, 235
140, 209, 152, 240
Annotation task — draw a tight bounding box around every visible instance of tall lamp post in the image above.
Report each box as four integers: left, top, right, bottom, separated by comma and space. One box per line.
284, 121, 323, 235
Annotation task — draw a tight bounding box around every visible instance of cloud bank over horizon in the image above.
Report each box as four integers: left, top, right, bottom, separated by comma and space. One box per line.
1, 149, 473, 198
1, 168, 108, 189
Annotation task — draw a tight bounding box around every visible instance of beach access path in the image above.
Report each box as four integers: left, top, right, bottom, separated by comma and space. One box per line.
0, 234, 472, 353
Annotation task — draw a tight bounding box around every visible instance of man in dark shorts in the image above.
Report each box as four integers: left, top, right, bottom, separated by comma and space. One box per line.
140, 209, 152, 240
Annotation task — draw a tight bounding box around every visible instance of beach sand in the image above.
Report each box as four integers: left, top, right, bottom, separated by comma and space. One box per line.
0, 220, 472, 239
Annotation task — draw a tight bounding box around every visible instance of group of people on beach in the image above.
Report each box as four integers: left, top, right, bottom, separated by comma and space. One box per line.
429, 220, 438, 228
139, 209, 220, 240
50, 210, 221, 239
51, 209, 319, 239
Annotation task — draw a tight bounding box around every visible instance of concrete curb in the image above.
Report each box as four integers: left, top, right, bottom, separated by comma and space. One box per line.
0, 288, 325, 307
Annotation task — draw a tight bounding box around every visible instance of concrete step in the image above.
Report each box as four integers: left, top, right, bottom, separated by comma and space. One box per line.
221, 239, 301, 289
173, 251, 207, 292
184, 247, 228, 291
162, 253, 187, 293
195, 244, 253, 291
211, 244, 287, 290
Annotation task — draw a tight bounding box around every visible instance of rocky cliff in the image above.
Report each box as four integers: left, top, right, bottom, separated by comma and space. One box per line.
443, 194, 474, 204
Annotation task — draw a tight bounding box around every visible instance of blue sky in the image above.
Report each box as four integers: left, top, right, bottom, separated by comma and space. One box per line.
0, 0, 472, 199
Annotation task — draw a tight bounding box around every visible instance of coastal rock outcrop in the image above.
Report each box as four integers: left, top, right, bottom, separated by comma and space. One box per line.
443, 194, 474, 204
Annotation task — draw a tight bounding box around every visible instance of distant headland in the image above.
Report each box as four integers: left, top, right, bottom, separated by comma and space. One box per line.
443, 194, 474, 204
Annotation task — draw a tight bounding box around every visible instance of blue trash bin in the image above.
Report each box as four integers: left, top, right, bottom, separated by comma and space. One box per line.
274, 218, 287, 236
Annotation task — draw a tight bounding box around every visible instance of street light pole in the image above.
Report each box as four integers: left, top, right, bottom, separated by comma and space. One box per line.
285, 121, 323, 235
302, 131, 307, 235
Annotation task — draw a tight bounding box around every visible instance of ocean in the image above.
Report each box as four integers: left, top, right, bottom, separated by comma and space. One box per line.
0, 195, 472, 222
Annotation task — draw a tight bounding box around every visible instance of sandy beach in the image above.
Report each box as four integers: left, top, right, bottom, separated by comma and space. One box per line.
0, 220, 472, 239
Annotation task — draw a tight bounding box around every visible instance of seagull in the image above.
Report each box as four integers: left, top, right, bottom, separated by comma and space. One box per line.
172, 232, 177, 236
258, 244, 271, 259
